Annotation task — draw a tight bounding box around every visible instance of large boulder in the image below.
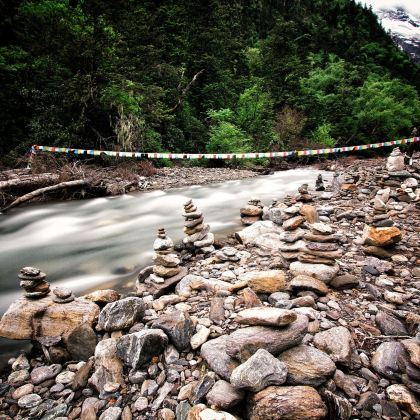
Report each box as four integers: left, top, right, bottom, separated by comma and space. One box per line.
239, 270, 286, 294
201, 336, 239, 381
289, 262, 339, 283
89, 338, 124, 393
0, 296, 99, 340
230, 349, 287, 392
246, 385, 327, 420
152, 310, 195, 351
97, 297, 146, 332
225, 314, 308, 362
116, 329, 168, 369
278, 344, 336, 386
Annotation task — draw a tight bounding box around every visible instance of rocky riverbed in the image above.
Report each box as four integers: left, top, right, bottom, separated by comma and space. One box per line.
0, 149, 419, 420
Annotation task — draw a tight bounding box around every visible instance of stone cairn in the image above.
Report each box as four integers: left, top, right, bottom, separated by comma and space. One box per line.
240, 197, 263, 225
151, 228, 181, 283
183, 199, 214, 254
19, 266, 50, 299
315, 174, 325, 191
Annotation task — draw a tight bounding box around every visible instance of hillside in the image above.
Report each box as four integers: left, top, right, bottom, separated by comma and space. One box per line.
0, 0, 420, 164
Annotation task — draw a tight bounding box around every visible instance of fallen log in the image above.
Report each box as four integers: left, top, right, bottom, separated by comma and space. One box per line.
1, 179, 88, 213
0, 173, 60, 190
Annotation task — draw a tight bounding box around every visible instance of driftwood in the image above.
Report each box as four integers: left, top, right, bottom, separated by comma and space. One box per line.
1, 179, 88, 212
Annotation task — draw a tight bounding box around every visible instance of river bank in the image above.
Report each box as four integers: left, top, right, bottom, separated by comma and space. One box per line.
0, 150, 419, 420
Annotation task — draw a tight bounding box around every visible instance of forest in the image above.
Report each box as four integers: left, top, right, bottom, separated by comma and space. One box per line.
1, 0, 420, 164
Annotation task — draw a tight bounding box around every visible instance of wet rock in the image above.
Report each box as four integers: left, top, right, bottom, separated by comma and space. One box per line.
225, 314, 308, 362
201, 335, 239, 381
230, 349, 287, 392
116, 329, 168, 369
290, 262, 339, 283
206, 380, 245, 409
371, 341, 407, 380
236, 307, 297, 327
239, 270, 286, 293
375, 311, 408, 336
330, 274, 359, 290
89, 338, 124, 393
279, 344, 336, 386
386, 384, 420, 416
289, 275, 329, 295
246, 385, 327, 420
313, 326, 357, 367
97, 297, 146, 332
152, 310, 194, 351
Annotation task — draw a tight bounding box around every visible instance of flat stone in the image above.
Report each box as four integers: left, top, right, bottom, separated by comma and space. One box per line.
235, 221, 282, 245
206, 380, 245, 410
279, 344, 336, 386
280, 228, 305, 243
152, 310, 194, 351
116, 329, 168, 369
12, 383, 34, 400
236, 307, 297, 327
153, 265, 181, 278
82, 289, 120, 304
241, 205, 263, 217
311, 223, 333, 235
31, 364, 62, 385
97, 297, 146, 332
18, 393, 42, 409
290, 261, 339, 283
375, 311, 408, 336
230, 349, 287, 392
313, 326, 356, 367
201, 336, 239, 381
246, 385, 327, 420
289, 275, 329, 295
225, 314, 308, 362
152, 253, 180, 267
283, 215, 305, 231
239, 270, 286, 293
371, 341, 408, 380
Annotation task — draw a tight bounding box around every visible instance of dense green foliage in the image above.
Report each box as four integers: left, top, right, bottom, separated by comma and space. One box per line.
1, 0, 419, 161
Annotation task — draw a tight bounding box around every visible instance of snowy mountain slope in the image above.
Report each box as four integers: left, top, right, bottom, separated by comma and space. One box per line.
375, 7, 420, 63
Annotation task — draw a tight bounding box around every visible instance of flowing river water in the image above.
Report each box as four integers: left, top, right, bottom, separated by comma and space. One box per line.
0, 168, 330, 362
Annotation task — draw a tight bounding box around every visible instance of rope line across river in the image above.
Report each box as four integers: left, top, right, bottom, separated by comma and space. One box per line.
31, 137, 419, 160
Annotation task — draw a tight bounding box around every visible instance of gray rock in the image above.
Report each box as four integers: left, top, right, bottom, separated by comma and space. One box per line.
18, 393, 42, 409
225, 314, 308, 362
290, 261, 339, 283
176, 401, 192, 420
40, 403, 67, 420
313, 326, 357, 367
152, 310, 194, 351
330, 274, 359, 290
65, 324, 97, 361
278, 344, 336, 386
201, 335, 239, 381
375, 311, 408, 336
31, 364, 62, 385
116, 329, 168, 369
99, 406, 122, 420
191, 373, 215, 405
97, 297, 146, 332
230, 349, 288, 392
371, 341, 408, 380
206, 380, 245, 409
